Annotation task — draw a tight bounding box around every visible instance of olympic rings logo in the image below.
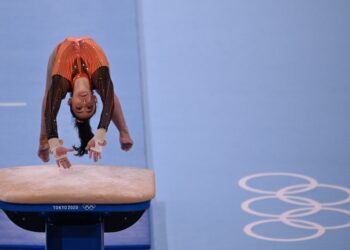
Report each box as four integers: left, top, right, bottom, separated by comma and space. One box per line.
238, 172, 350, 242
82, 204, 96, 211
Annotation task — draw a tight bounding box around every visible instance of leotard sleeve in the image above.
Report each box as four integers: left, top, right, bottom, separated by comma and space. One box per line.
45, 75, 70, 139
91, 66, 114, 131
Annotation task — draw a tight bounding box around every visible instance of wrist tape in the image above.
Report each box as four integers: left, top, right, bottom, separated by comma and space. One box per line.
48, 138, 65, 160
90, 129, 107, 153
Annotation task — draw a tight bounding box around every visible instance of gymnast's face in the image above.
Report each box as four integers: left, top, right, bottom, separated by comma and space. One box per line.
70, 93, 97, 120
69, 78, 97, 120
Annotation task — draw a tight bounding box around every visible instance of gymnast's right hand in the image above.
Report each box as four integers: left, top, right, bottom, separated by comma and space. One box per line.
48, 138, 74, 169
54, 146, 75, 169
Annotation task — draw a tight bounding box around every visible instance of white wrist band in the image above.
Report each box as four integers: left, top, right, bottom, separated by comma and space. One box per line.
48, 138, 64, 160
94, 128, 107, 141
90, 129, 107, 153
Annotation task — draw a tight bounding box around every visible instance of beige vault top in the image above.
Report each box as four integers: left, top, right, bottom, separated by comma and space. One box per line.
0, 165, 155, 204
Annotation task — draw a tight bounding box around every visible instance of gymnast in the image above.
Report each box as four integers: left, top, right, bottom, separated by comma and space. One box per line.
37, 37, 133, 168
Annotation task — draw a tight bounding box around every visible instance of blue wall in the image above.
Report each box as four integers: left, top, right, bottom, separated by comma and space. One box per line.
140, 1, 350, 249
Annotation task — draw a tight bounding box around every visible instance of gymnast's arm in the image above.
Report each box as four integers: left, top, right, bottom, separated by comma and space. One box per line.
91, 66, 133, 151
44, 76, 74, 168
38, 49, 57, 162
44, 77, 70, 140
84, 66, 114, 160
92, 66, 114, 129
91, 66, 115, 131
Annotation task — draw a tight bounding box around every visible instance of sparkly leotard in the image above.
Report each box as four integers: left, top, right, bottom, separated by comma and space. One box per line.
45, 37, 114, 139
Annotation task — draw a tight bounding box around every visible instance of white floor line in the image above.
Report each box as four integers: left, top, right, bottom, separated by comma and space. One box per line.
0, 102, 27, 107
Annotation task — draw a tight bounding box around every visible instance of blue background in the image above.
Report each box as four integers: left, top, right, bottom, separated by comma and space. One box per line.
140, 0, 350, 249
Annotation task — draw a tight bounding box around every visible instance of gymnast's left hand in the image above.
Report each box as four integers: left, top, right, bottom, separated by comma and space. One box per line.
86, 139, 105, 162
55, 146, 75, 169
86, 128, 107, 162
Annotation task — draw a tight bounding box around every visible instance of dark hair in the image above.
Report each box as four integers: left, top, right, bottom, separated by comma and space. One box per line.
69, 106, 96, 156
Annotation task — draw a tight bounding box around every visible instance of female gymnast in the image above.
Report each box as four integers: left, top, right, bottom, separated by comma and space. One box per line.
37, 37, 133, 168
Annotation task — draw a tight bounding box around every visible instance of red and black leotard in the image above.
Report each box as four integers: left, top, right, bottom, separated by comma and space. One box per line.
45, 37, 114, 139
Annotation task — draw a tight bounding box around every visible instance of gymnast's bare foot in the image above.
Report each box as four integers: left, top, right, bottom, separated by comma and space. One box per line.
120, 132, 133, 151
38, 145, 50, 162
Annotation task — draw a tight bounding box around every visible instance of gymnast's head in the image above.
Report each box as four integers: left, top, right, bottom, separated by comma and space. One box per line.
68, 76, 97, 120
68, 76, 97, 156
68, 56, 97, 120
